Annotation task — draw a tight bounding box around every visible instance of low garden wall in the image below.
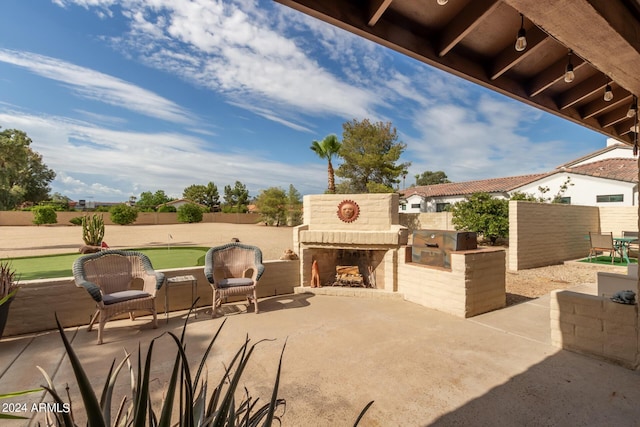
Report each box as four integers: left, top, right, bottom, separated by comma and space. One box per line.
550, 290, 639, 370
0, 211, 261, 226
3, 260, 299, 337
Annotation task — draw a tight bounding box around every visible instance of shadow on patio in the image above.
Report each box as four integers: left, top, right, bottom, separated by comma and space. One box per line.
1, 292, 639, 426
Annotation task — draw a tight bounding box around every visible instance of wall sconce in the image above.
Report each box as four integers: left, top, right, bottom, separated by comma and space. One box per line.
564, 50, 575, 83
437, 0, 448, 5
603, 80, 613, 102
515, 14, 527, 52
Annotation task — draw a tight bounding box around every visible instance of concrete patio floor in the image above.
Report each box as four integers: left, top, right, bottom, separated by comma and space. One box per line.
2, 285, 640, 426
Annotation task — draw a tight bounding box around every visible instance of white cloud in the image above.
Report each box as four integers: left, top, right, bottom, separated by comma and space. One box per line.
0, 48, 194, 124
0, 107, 327, 200
53, 0, 382, 128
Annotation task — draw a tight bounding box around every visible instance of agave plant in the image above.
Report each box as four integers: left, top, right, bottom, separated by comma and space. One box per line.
38, 303, 289, 427
0, 261, 19, 306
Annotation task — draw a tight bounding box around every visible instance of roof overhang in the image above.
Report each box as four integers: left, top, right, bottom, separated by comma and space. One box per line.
275, 0, 640, 145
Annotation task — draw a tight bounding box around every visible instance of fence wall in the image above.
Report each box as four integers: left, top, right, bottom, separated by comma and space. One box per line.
0, 211, 261, 226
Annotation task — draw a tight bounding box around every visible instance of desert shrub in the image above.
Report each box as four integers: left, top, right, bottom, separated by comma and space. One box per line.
157, 204, 177, 212
32, 206, 57, 225
69, 216, 83, 226
177, 203, 204, 223
451, 192, 508, 245
109, 204, 138, 225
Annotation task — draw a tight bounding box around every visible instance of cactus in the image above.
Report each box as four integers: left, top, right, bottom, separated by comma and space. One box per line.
82, 214, 105, 246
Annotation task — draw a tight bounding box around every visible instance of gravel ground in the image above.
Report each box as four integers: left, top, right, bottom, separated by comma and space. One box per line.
0, 224, 628, 306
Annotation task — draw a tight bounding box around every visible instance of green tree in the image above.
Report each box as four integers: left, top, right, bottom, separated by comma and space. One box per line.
310, 134, 342, 194
335, 119, 410, 193
256, 187, 287, 226
183, 182, 220, 211
414, 170, 451, 186
177, 203, 204, 223
287, 184, 303, 226
32, 205, 57, 225
110, 204, 138, 225
136, 190, 173, 211
0, 128, 56, 210
451, 192, 509, 245
223, 181, 249, 213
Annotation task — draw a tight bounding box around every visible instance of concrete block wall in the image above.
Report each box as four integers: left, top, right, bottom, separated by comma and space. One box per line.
398, 247, 505, 318
509, 201, 599, 270
303, 194, 399, 231
550, 290, 639, 370
399, 212, 454, 235
3, 260, 299, 337
598, 206, 638, 236
0, 211, 261, 226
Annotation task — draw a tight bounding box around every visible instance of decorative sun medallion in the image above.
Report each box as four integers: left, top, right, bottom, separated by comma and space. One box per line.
337, 199, 360, 223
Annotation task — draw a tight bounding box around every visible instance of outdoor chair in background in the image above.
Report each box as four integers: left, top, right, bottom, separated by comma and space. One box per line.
588, 231, 616, 264
204, 242, 265, 317
73, 250, 165, 344
622, 231, 639, 258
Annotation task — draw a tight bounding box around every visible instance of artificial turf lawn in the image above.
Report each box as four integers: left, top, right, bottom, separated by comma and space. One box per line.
4, 247, 209, 281
579, 255, 638, 266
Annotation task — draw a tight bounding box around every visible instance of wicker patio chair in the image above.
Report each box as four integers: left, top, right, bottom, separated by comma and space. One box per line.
204, 243, 265, 317
588, 231, 616, 264
73, 250, 165, 344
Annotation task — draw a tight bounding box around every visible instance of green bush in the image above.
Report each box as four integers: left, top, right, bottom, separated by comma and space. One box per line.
157, 204, 177, 212
69, 216, 83, 226
32, 206, 57, 225
177, 203, 204, 223
109, 204, 138, 225
451, 192, 508, 245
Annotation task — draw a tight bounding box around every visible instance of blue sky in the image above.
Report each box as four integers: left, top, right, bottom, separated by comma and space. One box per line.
0, 0, 608, 202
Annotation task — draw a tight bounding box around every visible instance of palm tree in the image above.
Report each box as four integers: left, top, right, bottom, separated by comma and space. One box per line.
310, 134, 342, 194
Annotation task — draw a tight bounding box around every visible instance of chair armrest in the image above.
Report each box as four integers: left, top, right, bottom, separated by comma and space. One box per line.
254, 262, 265, 281
75, 280, 103, 303
142, 271, 165, 295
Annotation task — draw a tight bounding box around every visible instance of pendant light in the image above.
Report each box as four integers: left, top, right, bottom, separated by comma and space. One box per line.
603, 80, 613, 101
515, 14, 527, 52
564, 50, 575, 83
627, 96, 637, 118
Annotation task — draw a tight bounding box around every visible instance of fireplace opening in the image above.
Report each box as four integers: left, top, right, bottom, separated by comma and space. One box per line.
307, 248, 386, 288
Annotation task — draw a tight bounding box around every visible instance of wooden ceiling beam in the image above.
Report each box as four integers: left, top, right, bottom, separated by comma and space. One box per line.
580, 88, 631, 119
598, 105, 631, 128
368, 0, 394, 27
527, 57, 588, 98
438, 0, 500, 57
490, 26, 548, 80
557, 74, 606, 110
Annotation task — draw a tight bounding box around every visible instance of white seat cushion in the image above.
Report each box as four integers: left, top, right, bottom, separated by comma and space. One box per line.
102, 290, 150, 305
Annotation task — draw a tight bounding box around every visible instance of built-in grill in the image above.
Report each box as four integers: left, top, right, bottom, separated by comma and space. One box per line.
411, 230, 477, 269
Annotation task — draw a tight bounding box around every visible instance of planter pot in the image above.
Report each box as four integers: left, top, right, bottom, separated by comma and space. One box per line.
0, 296, 15, 340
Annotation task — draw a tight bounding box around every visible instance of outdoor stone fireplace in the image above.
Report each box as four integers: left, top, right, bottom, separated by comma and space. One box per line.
293, 193, 506, 318
294, 194, 408, 292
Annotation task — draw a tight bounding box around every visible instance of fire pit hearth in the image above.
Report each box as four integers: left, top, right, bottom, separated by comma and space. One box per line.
294, 194, 408, 293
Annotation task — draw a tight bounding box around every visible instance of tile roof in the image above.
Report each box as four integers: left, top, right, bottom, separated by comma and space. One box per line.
400, 157, 638, 199
563, 158, 637, 183
401, 173, 550, 198
557, 143, 632, 168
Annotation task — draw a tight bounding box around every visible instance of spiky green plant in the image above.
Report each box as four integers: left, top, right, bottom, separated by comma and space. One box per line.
0, 261, 19, 306
81, 214, 105, 246
38, 304, 289, 427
